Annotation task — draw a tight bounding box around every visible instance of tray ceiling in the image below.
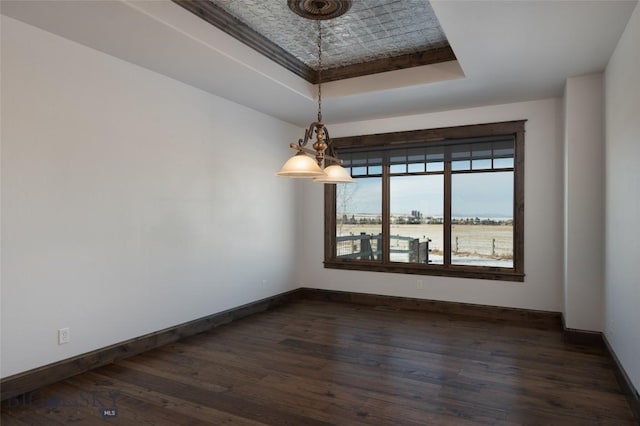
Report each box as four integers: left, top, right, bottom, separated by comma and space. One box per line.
2, 1, 635, 125
173, 0, 456, 83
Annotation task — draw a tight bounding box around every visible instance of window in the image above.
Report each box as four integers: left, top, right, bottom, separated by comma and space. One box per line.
324, 121, 525, 281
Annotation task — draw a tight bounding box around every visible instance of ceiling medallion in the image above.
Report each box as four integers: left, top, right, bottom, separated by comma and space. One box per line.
287, 0, 352, 20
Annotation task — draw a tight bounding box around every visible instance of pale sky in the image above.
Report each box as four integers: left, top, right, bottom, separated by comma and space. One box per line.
337, 171, 513, 218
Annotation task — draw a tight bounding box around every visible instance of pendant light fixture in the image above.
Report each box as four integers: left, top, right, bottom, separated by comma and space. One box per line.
276, 0, 354, 184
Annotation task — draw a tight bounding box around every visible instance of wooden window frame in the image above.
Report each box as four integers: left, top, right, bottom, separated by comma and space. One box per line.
324, 120, 526, 282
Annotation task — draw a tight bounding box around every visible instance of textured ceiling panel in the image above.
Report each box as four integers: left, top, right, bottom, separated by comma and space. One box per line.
209, 0, 449, 70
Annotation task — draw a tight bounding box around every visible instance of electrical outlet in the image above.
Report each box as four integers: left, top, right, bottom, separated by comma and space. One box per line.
58, 328, 70, 345
416, 280, 424, 289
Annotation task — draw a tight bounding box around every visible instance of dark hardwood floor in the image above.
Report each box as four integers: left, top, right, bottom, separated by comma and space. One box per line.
1, 299, 636, 425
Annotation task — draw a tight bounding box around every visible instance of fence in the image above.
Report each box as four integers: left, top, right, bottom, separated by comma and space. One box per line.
336, 233, 432, 263
452, 236, 512, 259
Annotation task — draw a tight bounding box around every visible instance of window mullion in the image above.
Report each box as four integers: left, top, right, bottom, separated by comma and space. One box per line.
325, 184, 336, 261
382, 157, 391, 263
444, 160, 452, 266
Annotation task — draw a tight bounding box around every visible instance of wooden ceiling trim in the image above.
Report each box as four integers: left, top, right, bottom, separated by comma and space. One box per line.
321, 46, 456, 83
173, 0, 315, 82
173, 0, 456, 84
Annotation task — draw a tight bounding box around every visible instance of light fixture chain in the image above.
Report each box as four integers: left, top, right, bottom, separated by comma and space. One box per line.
317, 19, 322, 123
277, 2, 354, 183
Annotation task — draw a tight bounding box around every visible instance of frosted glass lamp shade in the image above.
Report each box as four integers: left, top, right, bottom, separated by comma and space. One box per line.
276, 152, 325, 178
314, 164, 354, 183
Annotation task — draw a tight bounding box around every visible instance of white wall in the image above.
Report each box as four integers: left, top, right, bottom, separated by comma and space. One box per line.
297, 99, 565, 313
604, 3, 640, 393
563, 74, 604, 331
0, 16, 300, 378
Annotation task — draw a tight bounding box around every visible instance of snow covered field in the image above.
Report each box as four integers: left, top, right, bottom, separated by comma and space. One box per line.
338, 224, 513, 267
